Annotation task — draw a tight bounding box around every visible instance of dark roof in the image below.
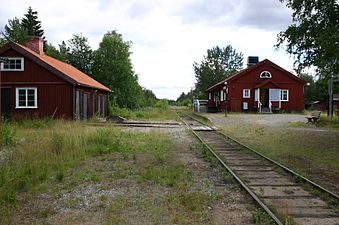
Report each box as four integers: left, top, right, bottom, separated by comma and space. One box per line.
0, 42, 111, 92
206, 59, 306, 92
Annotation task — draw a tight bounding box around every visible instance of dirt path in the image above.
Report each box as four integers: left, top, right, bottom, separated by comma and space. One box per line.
8, 126, 254, 225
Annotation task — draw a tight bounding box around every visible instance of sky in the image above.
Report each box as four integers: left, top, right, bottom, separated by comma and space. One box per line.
0, 0, 295, 100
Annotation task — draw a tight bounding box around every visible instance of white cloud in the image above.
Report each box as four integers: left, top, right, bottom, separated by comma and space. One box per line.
0, 0, 295, 99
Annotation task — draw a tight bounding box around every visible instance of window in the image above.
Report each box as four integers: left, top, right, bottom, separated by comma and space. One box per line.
16, 88, 37, 108
220, 90, 224, 101
208, 93, 211, 100
243, 89, 250, 98
280, 89, 289, 101
260, 71, 272, 78
1, 58, 24, 71
243, 102, 248, 110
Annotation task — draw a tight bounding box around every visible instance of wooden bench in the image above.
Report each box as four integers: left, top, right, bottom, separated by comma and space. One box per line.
305, 111, 321, 123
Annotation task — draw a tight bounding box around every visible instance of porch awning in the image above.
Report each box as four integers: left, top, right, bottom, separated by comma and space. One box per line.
254, 80, 280, 89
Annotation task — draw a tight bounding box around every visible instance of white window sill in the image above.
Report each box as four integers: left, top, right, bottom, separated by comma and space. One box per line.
15, 106, 38, 109
1, 69, 24, 72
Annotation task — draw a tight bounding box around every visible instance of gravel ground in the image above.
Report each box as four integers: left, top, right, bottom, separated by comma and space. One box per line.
203, 113, 306, 128
8, 126, 255, 225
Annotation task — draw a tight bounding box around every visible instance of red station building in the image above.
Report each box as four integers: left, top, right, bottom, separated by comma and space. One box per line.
206, 57, 306, 113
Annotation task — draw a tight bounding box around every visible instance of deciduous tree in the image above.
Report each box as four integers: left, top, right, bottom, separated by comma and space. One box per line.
193, 45, 243, 98
276, 0, 339, 76
92, 30, 143, 108
0, 17, 27, 45
65, 34, 93, 75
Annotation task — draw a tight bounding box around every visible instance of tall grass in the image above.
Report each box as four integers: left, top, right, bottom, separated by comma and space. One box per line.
0, 120, 129, 222
1, 119, 216, 224
109, 103, 177, 121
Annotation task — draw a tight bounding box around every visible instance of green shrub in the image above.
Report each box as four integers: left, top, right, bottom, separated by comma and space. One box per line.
2, 121, 15, 146
155, 99, 169, 111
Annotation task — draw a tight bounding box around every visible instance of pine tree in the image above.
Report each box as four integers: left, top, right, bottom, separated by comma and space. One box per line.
21, 6, 44, 37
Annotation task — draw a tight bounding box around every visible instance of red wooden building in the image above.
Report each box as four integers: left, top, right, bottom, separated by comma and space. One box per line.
0, 37, 111, 120
206, 58, 306, 113
308, 94, 339, 113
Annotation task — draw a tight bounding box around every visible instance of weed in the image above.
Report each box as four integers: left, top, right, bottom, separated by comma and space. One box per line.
251, 208, 275, 225
38, 208, 51, 218
293, 175, 303, 183
139, 164, 189, 187
178, 191, 211, 211
50, 133, 64, 154
55, 170, 64, 182
283, 188, 294, 194
222, 171, 234, 183
2, 121, 16, 146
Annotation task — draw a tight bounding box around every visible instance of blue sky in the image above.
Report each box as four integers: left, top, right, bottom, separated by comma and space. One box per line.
0, 0, 295, 100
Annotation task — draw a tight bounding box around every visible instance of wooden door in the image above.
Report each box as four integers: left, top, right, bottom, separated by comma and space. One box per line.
1, 88, 11, 120
260, 89, 269, 107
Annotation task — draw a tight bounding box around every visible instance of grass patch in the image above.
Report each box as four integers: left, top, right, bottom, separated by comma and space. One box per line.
251, 209, 276, 225
109, 105, 178, 121
291, 114, 339, 129
209, 113, 339, 187
1, 119, 217, 224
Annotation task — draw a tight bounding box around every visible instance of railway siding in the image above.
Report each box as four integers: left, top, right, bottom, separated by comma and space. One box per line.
178, 112, 339, 225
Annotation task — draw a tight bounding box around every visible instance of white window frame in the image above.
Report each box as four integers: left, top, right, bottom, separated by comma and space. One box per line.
16, 87, 38, 109
260, 71, 272, 78
1, 57, 24, 71
208, 93, 211, 100
280, 89, 289, 102
243, 89, 250, 98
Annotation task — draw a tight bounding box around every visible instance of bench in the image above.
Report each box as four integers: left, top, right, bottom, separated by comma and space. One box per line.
305, 111, 321, 123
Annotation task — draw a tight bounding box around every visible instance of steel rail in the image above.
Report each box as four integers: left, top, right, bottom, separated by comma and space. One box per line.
186, 112, 339, 200
176, 112, 284, 225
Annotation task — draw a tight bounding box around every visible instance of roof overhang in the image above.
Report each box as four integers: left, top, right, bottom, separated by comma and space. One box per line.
254, 80, 281, 89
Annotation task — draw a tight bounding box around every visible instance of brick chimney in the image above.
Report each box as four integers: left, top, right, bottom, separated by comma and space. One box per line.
25, 36, 44, 55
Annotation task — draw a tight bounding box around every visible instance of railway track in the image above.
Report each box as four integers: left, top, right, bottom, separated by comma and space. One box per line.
177, 112, 339, 225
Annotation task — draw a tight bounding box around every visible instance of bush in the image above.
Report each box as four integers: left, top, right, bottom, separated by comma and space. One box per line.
155, 99, 169, 111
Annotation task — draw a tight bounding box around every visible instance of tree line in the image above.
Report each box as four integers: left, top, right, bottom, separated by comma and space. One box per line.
0, 7, 158, 110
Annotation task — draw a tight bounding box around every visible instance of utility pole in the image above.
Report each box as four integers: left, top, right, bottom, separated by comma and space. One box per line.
328, 75, 333, 118
328, 59, 336, 118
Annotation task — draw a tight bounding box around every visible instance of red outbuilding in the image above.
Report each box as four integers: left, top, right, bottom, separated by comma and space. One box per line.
206, 57, 306, 113
0, 37, 111, 120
